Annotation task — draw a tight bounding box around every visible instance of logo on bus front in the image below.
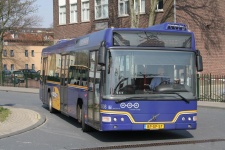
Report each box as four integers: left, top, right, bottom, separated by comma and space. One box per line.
120, 102, 139, 109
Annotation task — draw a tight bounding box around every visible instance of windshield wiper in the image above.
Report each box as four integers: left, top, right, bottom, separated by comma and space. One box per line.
158, 92, 190, 104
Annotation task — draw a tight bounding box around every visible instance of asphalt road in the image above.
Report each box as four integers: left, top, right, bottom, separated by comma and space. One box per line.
0, 91, 225, 150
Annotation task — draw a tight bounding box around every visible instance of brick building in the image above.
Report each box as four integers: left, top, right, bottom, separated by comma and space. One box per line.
53, 0, 225, 74
3, 28, 54, 71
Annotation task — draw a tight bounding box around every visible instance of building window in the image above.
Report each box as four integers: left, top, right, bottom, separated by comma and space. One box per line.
118, 0, 145, 15
3, 50, 7, 57
156, 0, 163, 11
11, 64, 14, 71
32, 64, 35, 70
70, 0, 78, 23
95, 0, 108, 19
3, 64, 7, 70
134, 0, 145, 13
25, 50, 28, 57
118, 0, 129, 16
59, 0, 66, 25
25, 64, 28, 69
10, 50, 14, 57
59, 6, 66, 25
31, 50, 34, 57
81, 0, 90, 22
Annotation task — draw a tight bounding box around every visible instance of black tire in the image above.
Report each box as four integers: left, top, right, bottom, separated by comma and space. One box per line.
77, 104, 82, 123
48, 93, 55, 113
81, 106, 92, 132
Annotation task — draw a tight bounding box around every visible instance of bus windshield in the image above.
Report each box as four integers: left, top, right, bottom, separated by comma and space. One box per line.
106, 50, 196, 97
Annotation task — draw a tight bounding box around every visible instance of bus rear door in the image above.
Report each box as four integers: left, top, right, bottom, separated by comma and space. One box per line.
60, 55, 69, 114
41, 57, 48, 104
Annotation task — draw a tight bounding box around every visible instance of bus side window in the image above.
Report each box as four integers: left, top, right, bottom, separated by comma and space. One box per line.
81, 69, 88, 86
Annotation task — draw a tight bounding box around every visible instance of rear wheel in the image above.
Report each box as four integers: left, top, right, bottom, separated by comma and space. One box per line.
48, 93, 55, 113
81, 106, 92, 132
77, 104, 82, 123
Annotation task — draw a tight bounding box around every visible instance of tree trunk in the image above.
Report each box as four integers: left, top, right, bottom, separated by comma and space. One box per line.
129, 0, 135, 28
149, 0, 158, 26
129, 0, 140, 28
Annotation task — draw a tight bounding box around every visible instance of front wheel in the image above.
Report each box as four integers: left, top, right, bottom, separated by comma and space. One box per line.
81, 106, 92, 132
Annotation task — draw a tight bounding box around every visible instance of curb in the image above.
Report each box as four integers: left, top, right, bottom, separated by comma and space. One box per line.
0, 86, 39, 94
198, 101, 225, 109
0, 111, 46, 139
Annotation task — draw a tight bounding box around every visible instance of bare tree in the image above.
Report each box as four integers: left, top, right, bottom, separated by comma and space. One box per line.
176, 0, 225, 53
129, 0, 140, 28
140, 0, 225, 52
0, 0, 41, 85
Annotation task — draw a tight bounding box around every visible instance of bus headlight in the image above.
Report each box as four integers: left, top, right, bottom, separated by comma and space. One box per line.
193, 116, 197, 121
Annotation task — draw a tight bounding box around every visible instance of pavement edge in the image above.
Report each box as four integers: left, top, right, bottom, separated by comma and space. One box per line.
0, 111, 46, 139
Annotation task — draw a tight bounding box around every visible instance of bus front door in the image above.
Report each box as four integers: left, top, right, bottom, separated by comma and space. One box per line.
88, 51, 100, 129
41, 57, 48, 104
60, 55, 69, 114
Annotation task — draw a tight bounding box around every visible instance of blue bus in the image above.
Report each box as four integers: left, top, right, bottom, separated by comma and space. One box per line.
40, 22, 203, 132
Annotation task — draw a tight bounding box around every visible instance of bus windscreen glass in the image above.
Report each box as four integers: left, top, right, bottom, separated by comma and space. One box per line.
106, 50, 196, 98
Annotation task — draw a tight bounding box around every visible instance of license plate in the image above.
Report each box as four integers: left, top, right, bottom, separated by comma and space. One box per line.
144, 124, 164, 130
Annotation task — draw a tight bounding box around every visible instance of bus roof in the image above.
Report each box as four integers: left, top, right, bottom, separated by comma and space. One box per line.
42, 22, 195, 56
147, 22, 188, 31
42, 29, 108, 56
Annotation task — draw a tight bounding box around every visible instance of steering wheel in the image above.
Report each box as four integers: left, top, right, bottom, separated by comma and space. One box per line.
114, 78, 128, 94
159, 80, 170, 85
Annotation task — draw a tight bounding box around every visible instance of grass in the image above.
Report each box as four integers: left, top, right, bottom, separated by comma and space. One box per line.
0, 107, 11, 122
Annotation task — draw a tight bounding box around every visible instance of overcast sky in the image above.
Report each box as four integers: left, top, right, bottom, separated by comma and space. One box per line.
34, 0, 53, 28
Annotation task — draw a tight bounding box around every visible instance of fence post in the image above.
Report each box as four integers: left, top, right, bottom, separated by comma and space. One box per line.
209, 73, 212, 100
2, 72, 4, 86
197, 73, 200, 99
203, 74, 206, 101
25, 74, 28, 88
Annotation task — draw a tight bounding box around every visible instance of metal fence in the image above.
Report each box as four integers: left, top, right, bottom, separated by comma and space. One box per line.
1, 73, 40, 89
197, 74, 225, 102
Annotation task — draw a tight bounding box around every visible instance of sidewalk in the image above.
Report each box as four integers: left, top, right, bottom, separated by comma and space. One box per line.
0, 86, 45, 139
0, 107, 45, 139
0, 86, 224, 139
